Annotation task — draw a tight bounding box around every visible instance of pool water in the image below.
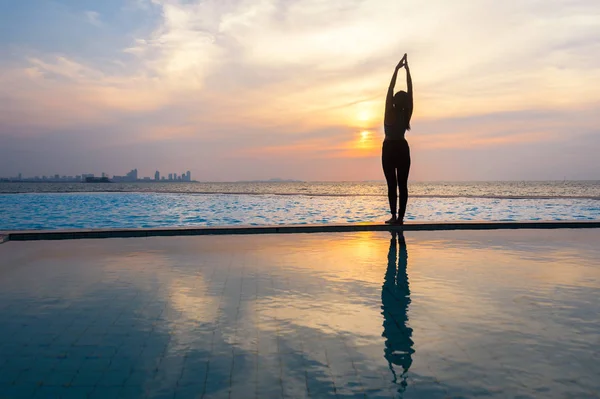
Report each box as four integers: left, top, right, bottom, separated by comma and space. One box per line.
0, 229, 598, 398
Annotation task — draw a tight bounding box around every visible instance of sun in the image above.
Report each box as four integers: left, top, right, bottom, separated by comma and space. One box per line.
357, 110, 371, 123
351, 102, 379, 128
361, 131, 370, 140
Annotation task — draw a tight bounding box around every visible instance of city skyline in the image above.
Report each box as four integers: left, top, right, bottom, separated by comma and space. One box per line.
0, 168, 192, 182
1, 1, 599, 181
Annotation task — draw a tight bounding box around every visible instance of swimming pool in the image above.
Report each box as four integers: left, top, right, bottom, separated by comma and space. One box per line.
1, 229, 598, 398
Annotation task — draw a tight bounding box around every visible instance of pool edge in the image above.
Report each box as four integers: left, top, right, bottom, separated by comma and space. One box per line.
3, 221, 600, 241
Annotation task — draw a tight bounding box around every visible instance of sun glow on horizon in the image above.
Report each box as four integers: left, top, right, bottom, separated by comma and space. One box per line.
355, 130, 376, 153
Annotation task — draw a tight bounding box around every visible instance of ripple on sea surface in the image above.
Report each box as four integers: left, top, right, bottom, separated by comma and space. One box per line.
1, 192, 599, 230
2, 180, 600, 198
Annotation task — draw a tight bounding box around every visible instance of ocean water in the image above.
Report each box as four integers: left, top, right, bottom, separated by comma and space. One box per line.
1, 181, 599, 230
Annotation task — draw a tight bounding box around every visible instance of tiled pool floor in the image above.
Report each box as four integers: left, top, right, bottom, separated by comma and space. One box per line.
0, 230, 599, 398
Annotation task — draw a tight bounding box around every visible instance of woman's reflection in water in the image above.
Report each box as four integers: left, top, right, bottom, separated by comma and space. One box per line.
382, 231, 414, 392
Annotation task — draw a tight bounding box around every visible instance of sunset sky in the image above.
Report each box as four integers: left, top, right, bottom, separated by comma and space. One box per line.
1, 0, 599, 181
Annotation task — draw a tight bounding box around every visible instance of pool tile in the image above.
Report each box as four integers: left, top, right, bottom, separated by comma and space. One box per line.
229, 379, 256, 399
173, 384, 204, 399
201, 388, 230, 399
79, 356, 112, 372
63, 386, 96, 398
178, 364, 208, 387
69, 370, 104, 387
0, 343, 21, 357
116, 385, 146, 399
42, 370, 77, 387
281, 377, 308, 399
52, 358, 84, 373
14, 369, 47, 386
0, 384, 38, 398
362, 387, 396, 399
88, 386, 123, 399
0, 369, 22, 384
4, 356, 37, 371
107, 357, 138, 373
32, 386, 65, 399
123, 370, 149, 387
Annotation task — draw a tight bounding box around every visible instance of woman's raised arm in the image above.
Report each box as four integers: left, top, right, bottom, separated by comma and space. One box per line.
405, 57, 413, 128
384, 55, 406, 125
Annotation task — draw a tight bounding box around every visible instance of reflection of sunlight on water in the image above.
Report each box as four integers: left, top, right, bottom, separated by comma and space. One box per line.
234, 230, 600, 352
252, 232, 386, 284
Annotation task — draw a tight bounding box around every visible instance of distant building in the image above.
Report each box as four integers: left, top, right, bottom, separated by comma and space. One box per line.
186, 171, 191, 182
155, 171, 160, 181
126, 169, 138, 181
168, 173, 173, 181
113, 169, 138, 182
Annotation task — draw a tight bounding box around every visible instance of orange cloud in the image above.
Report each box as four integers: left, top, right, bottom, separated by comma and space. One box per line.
233, 129, 382, 160
412, 130, 561, 150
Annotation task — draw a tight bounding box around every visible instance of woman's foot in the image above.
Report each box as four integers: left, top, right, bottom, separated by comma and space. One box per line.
385, 216, 397, 224
393, 219, 404, 225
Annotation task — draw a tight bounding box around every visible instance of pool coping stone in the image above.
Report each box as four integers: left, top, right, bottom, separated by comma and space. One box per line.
2, 220, 600, 242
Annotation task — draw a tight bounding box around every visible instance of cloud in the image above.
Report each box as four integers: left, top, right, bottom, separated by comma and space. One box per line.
411, 105, 600, 149
1, 0, 600, 179
84, 11, 102, 27
123, 0, 227, 88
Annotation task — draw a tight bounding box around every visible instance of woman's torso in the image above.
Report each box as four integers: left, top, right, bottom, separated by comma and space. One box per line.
384, 121, 406, 141
384, 109, 408, 141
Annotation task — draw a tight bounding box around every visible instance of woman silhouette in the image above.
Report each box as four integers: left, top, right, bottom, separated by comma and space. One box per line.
383, 54, 413, 224
381, 231, 414, 391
